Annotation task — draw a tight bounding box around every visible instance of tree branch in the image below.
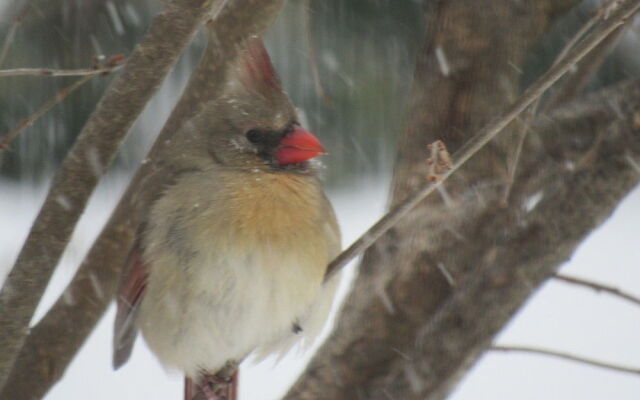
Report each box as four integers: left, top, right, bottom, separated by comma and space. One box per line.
0, 1, 286, 399
554, 273, 640, 307
501, 0, 616, 204
286, 0, 640, 398
325, 0, 640, 280
0, 56, 125, 151
0, 1, 32, 67
0, 0, 217, 391
492, 345, 640, 376
0, 63, 124, 78
408, 99, 640, 396
299, 77, 640, 400
0, 75, 93, 150
544, 0, 634, 110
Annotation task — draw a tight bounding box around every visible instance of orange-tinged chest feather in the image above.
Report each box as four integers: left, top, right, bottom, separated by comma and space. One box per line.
221, 171, 324, 243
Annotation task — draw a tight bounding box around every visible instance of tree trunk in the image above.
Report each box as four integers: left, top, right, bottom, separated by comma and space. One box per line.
285, 1, 640, 399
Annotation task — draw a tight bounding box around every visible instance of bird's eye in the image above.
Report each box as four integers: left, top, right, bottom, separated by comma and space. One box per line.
245, 130, 262, 144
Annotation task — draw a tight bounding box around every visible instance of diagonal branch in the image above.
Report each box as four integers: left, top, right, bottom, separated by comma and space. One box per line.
294, 77, 640, 400
0, 55, 126, 151
0, 75, 94, 150
492, 345, 640, 376
405, 77, 640, 398
543, 0, 634, 110
0, 0, 32, 67
501, 0, 619, 205
0, 1, 286, 399
287, 0, 640, 398
0, 0, 218, 391
554, 273, 640, 307
324, 0, 640, 281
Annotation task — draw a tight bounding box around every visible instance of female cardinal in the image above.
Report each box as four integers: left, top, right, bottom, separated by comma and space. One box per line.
112, 37, 341, 400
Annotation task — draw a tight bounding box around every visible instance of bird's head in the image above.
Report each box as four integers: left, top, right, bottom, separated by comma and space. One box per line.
188, 37, 325, 173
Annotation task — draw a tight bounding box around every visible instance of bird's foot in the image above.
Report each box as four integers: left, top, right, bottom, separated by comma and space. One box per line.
202, 375, 230, 399
198, 361, 239, 400
200, 381, 227, 400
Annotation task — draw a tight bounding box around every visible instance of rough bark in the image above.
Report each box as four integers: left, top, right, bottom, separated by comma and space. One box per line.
389, 78, 640, 399
0, 1, 285, 399
0, 0, 216, 390
285, 1, 640, 399
324, 0, 635, 281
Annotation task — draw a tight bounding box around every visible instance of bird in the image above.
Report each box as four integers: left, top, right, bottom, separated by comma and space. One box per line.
112, 37, 341, 400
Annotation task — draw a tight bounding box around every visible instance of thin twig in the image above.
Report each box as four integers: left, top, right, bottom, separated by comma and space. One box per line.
556, 5, 600, 62
544, 0, 633, 110
554, 273, 640, 307
0, 1, 32, 67
501, 1, 607, 205
492, 345, 640, 375
0, 64, 124, 77
324, 0, 640, 280
0, 75, 92, 150
500, 119, 530, 206
0, 56, 126, 151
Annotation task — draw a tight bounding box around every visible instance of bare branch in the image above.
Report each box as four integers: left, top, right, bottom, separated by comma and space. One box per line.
544, 0, 634, 110
0, 75, 92, 150
0, 1, 32, 67
372, 79, 640, 400
0, 0, 217, 391
0, 56, 125, 151
492, 345, 640, 376
407, 78, 640, 400
501, 118, 531, 206
287, 0, 640, 396
0, 1, 286, 398
0, 63, 124, 77
324, 0, 640, 281
502, 0, 627, 205
554, 273, 640, 307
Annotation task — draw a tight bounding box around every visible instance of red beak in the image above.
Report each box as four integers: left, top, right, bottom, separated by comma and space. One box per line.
276, 126, 326, 165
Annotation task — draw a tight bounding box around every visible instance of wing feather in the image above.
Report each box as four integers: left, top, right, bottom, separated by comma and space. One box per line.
113, 240, 148, 369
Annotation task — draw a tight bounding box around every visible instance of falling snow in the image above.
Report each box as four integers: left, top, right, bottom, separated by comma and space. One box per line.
55, 195, 72, 211
62, 289, 75, 306
105, 2, 125, 36
89, 273, 105, 300
435, 46, 450, 77
524, 191, 544, 213
1, 1, 640, 400
86, 147, 103, 178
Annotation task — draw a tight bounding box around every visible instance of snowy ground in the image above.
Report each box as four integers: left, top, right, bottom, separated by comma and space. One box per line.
1, 174, 639, 400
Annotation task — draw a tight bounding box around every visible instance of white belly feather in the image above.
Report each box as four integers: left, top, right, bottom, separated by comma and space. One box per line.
137, 170, 340, 378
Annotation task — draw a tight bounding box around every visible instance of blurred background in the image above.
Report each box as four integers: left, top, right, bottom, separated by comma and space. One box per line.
0, 0, 425, 186
2, 0, 640, 185
1, 0, 639, 399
